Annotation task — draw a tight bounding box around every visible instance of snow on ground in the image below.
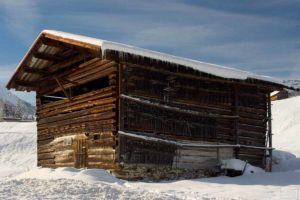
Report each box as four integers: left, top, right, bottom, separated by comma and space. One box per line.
273, 96, 300, 156
0, 122, 36, 178
0, 96, 300, 199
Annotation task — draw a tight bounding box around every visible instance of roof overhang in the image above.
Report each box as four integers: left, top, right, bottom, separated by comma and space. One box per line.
7, 30, 285, 92
6, 30, 104, 92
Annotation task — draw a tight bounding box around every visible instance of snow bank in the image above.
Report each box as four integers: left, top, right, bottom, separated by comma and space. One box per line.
273, 150, 300, 172
273, 96, 300, 156
273, 150, 297, 165
15, 167, 123, 184
0, 121, 36, 133
0, 122, 37, 178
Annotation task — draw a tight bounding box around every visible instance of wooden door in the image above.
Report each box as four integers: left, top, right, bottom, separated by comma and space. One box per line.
75, 138, 87, 168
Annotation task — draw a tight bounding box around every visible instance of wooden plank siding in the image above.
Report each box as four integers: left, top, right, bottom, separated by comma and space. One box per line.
118, 61, 270, 172
36, 58, 119, 170
35, 55, 272, 179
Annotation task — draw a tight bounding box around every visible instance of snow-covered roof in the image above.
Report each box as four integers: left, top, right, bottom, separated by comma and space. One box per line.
7, 30, 284, 91
271, 91, 280, 96
42, 30, 282, 85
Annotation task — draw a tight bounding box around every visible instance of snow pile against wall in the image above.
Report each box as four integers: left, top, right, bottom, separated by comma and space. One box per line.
0, 122, 37, 178
273, 95, 300, 156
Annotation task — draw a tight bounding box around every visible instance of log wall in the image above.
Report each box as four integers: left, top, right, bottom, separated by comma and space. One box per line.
118, 62, 270, 172
36, 58, 119, 170
36, 54, 271, 179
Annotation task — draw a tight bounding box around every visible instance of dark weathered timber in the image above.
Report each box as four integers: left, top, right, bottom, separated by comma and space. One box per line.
233, 85, 240, 158
24, 66, 49, 75
267, 93, 273, 171
33, 52, 64, 62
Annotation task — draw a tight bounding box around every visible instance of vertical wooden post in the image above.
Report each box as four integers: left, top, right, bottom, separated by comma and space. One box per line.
233, 85, 240, 158
36, 94, 41, 167
116, 62, 124, 163
267, 93, 273, 172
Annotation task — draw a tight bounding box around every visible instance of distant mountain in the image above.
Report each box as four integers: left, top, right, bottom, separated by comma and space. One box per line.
283, 80, 300, 90
282, 80, 300, 98
0, 84, 35, 120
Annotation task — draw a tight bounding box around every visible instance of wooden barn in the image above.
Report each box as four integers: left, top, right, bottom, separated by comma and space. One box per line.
271, 90, 289, 101
7, 30, 284, 180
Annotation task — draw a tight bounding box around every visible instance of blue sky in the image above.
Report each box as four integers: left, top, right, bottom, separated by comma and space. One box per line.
0, 0, 299, 105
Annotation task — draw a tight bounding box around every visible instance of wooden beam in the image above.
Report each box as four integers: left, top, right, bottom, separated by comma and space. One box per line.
41, 37, 101, 58
54, 76, 71, 100
233, 85, 240, 158
24, 66, 49, 76
267, 93, 272, 172
33, 52, 64, 62
41, 37, 69, 50
14, 79, 39, 88
61, 78, 79, 86
47, 54, 84, 73
42, 34, 102, 58
43, 33, 101, 52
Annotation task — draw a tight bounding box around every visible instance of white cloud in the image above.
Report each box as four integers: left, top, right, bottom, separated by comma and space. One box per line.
0, 0, 40, 43
1, 0, 298, 81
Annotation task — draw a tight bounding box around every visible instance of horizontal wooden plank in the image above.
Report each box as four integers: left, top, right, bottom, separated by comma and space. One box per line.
39, 102, 115, 124
38, 86, 115, 111
38, 153, 55, 160
38, 92, 115, 118
38, 159, 55, 165
87, 163, 118, 169
38, 111, 115, 129
87, 148, 115, 155
40, 62, 116, 95
87, 138, 115, 148
55, 156, 74, 163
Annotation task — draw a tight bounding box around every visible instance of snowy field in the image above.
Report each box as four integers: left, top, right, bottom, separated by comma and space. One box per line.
0, 96, 300, 199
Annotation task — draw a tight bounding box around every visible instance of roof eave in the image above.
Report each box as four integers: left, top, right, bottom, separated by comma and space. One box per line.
6, 31, 102, 91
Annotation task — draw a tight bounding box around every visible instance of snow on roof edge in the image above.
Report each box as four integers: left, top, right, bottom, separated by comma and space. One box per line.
42, 30, 283, 85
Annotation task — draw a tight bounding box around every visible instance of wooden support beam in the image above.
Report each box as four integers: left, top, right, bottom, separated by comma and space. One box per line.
14, 79, 38, 88
267, 93, 273, 172
33, 52, 63, 62
61, 78, 79, 86
41, 36, 102, 58
24, 66, 49, 76
54, 76, 71, 100
47, 54, 84, 73
41, 37, 69, 50
233, 85, 240, 158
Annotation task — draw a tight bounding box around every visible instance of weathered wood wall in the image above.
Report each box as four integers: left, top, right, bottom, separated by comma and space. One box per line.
118, 61, 270, 171
36, 58, 119, 170
36, 51, 272, 179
